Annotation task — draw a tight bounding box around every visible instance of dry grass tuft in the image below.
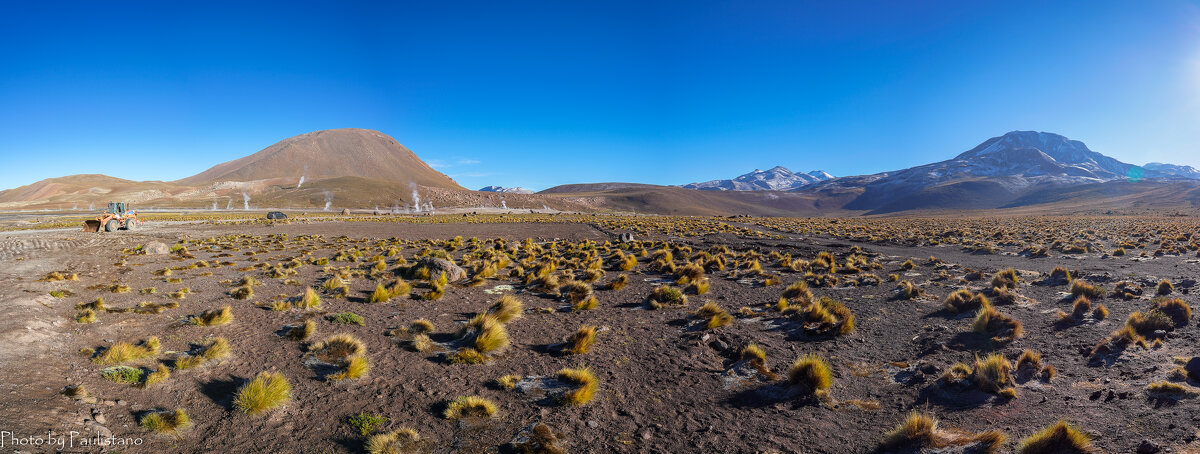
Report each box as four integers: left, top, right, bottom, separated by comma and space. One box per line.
285, 320, 316, 341
365, 428, 425, 454
647, 285, 687, 309
233, 371, 291, 416
487, 295, 524, 323
443, 396, 498, 419
1015, 420, 1093, 454
603, 274, 629, 291
310, 334, 366, 362
564, 325, 597, 354
94, 337, 161, 365
972, 306, 1023, 343
140, 408, 190, 437
788, 353, 832, 395
190, 306, 233, 326
557, 367, 599, 405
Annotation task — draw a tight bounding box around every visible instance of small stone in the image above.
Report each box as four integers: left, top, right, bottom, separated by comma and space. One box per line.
1184, 357, 1200, 381
1137, 440, 1161, 454
587, 420, 599, 428
93, 413, 106, 424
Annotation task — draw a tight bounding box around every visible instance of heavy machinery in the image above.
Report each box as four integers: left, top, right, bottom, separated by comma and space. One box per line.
82, 202, 141, 233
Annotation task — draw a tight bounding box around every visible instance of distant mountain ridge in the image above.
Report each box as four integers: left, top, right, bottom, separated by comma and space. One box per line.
803, 130, 1200, 214
682, 166, 833, 191
478, 186, 534, 194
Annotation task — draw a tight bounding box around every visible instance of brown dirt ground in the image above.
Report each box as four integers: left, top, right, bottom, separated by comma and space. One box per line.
0, 219, 1198, 453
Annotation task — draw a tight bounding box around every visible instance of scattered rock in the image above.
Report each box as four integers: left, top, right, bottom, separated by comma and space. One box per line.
143, 242, 169, 255
618, 232, 635, 243
1185, 357, 1200, 381
1137, 440, 1161, 454
341, 209, 351, 215
416, 257, 467, 282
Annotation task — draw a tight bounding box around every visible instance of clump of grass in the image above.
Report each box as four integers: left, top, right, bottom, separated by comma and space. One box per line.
49, 289, 72, 298
101, 366, 144, 384
973, 353, 1014, 394
740, 343, 776, 379
443, 396, 498, 419
62, 385, 88, 399
410, 319, 435, 334
93, 337, 161, 364
229, 285, 254, 300
410, 334, 434, 353
1156, 298, 1192, 326
696, 301, 733, 329
365, 428, 425, 454
233, 371, 291, 416
175, 337, 230, 369
329, 356, 370, 380
140, 408, 190, 437
1157, 279, 1174, 295
141, 364, 171, 388
349, 412, 389, 436
1146, 381, 1198, 399
564, 325, 596, 354
297, 287, 321, 309
329, 312, 365, 326
879, 411, 1006, 452
367, 283, 391, 303
1070, 280, 1105, 299
448, 347, 487, 364
487, 295, 523, 323
561, 280, 593, 305
603, 274, 629, 290
310, 334, 366, 362
787, 353, 832, 396
647, 285, 687, 309
557, 367, 598, 405
1093, 304, 1108, 320
687, 277, 710, 295
512, 423, 567, 454
285, 320, 316, 341
75, 309, 97, 324
387, 278, 412, 298
1015, 420, 1092, 454
190, 306, 233, 326
1070, 296, 1091, 320
972, 306, 1023, 343
944, 290, 988, 314
991, 268, 1019, 289
496, 374, 522, 390
895, 280, 921, 299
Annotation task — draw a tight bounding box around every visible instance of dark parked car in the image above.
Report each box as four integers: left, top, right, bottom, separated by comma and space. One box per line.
266, 211, 287, 220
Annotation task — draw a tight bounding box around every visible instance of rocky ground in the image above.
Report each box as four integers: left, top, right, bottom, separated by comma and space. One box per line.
0, 216, 1197, 453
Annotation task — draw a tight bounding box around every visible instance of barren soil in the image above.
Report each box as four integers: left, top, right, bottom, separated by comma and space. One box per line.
0, 218, 1197, 453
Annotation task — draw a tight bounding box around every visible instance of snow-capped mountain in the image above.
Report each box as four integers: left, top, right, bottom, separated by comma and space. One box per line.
682, 166, 833, 191
1143, 162, 1200, 180
478, 185, 534, 194
803, 131, 1197, 213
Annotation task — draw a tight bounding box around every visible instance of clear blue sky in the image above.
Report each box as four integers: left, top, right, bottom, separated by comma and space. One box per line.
2, 1, 1198, 191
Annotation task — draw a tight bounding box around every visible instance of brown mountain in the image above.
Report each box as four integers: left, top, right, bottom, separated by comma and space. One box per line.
177, 128, 463, 190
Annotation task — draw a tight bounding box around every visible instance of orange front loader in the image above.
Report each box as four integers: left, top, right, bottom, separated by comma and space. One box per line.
82, 202, 141, 232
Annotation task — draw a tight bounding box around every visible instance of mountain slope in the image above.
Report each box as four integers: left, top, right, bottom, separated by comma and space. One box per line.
810, 130, 1175, 214
682, 166, 833, 191
178, 128, 463, 190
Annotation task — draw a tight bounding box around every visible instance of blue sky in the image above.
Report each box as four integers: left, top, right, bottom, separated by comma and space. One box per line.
2, 1, 1199, 191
